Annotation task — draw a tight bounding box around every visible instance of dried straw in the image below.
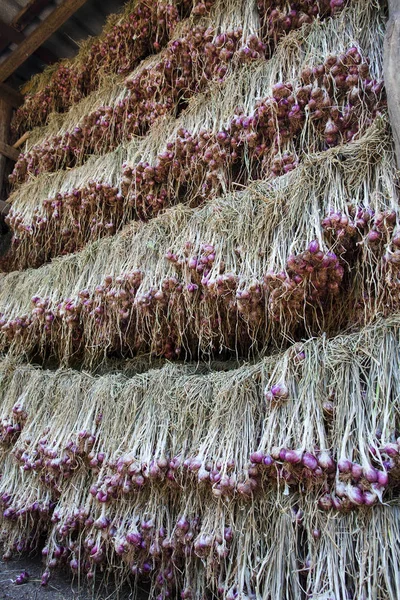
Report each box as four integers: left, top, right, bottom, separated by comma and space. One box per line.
0, 119, 396, 364
0, 317, 399, 597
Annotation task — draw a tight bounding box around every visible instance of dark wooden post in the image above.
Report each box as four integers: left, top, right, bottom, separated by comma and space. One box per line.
384, 0, 400, 168
0, 97, 13, 201
0, 0, 89, 83
0, 99, 12, 258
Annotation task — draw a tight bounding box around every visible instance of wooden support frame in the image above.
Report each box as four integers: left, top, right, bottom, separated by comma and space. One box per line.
384, 0, 400, 169
0, 98, 13, 202
11, 0, 53, 33
0, 83, 23, 108
0, 141, 19, 162
0, 19, 57, 64
13, 132, 30, 149
0, 0, 89, 83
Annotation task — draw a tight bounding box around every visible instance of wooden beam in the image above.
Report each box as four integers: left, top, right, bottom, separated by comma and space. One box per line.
13, 131, 30, 149
0, 141, 19, 161
0, 0, 89, 83
0, 83, 23, 108
0, 98, 13, 201
0, 19, 57, 64
11, 0, 52, 33
384, 0, 400, 169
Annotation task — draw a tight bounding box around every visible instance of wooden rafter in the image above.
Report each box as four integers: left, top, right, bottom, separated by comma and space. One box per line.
384, 0, 400, 169
0, 0, 89, 83
11, 0, 53, 33
0, 19, 57, 64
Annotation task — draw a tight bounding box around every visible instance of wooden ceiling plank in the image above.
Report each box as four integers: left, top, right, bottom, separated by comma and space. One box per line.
0, 20, 23, 53
11, 0, 53, 33
0, 19, 57, 64
0, 0, 89, 83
